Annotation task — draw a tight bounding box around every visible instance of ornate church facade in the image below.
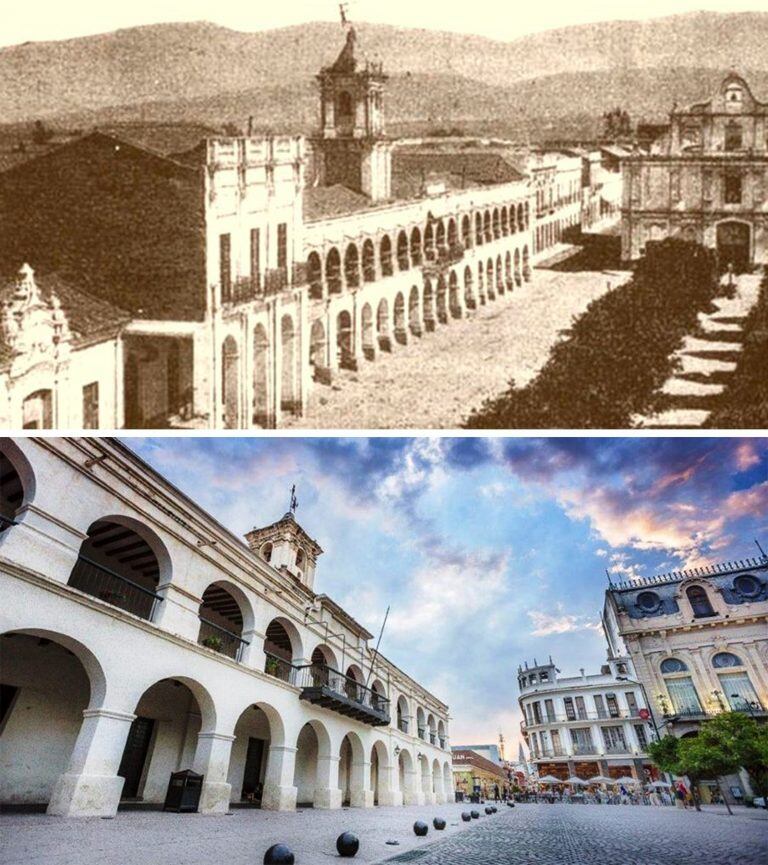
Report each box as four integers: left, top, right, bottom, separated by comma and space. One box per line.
621, 73, 768, 270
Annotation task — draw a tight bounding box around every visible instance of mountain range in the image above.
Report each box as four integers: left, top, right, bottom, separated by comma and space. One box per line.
1, 12, 768, 137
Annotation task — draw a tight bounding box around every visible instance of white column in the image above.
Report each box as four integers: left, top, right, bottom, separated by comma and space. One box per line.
193, 731, 235, 814
377, 761, 402, 807
313, 754, 342, 809
262, 745, 297, 811
350, 758, 374, 807
47, 708, 134, 817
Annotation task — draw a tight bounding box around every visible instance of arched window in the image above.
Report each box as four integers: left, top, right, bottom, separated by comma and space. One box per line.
380, 236, 393, 277
725, 121, 742, 152
686, 585, 715, 618
344, 244, 360, 288
263, 619, 297, 682
362, 239, 376, 282
261, 542, 273, 562
336, 91, 353, 122
397, 231, 409, 271
307, 251, 323, 298
712, 652, 743, 668
660, 658, 688, 674
197, 582, 248, 661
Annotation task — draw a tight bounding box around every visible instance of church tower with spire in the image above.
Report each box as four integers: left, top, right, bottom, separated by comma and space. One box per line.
313, 26, 392, 201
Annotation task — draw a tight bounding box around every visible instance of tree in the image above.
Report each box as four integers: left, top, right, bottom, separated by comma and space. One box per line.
677, 732, 739, 815
648, 734, 703, 812
602, 107, 632, 139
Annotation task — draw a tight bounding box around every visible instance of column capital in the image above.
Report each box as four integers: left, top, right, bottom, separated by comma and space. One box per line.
198, 731, 236, 743
82, 708, 136, 723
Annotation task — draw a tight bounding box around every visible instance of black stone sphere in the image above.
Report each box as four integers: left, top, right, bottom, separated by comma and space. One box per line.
461, 812, 472, 822
433, 817, 446, 831
508, 801, 515, 808
413, 821, 429, 837
263, 844, 295, 865
485, 806, 493, 815
470, 810, 480, 819
336, 832, 360, 858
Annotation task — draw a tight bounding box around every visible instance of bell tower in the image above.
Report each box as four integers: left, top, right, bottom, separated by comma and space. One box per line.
314, 27, 392, 201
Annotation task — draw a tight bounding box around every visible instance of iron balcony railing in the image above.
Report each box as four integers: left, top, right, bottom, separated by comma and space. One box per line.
418, 726, 426, 740
571, 743, 597, 756
263, 651, 296, 684
429, 732, 437, 745
439, 736, 446, 749
522, 709, 644, 727
68, 555, 163, 621
664, 704, 767, 720
294, 663, 390, 726
538, 747, 568, 758
603, 743, 630, 754
197, 617, 249, 663
398, 718, 409, 733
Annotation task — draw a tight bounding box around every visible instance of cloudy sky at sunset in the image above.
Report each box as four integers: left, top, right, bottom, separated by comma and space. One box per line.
128, 436, 767, 752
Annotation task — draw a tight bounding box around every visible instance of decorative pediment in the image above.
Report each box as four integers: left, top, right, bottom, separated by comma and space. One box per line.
1, 264, 72, 377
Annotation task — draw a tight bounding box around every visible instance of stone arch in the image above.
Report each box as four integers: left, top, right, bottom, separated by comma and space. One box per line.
398, 747, 414, 802
483, 210, 492, 243
492, 207, 501, 239
361, 303, 375, 360
510, 204, 517, 233
339, 730, 366, 807
396, 694, 410, 733
486, 259, 495, 299
514, 247, 522, 285
68, 515, 171, 621
432, 758, 443, 798
344, 243, 360, 289
221, 334, 239, 429
280, 315, 298, 414
370, 739, 390, 805
0, 629, 109, 811
294, 719, 332, 807
449, 270, 461, 318
376, 298, 390, 351
419, 753, 431, 795
362, 239, 376, 283
380, 235, 393, 277
443, 761, 452, 799
501, 206, 509, 236
416, 706, 426, 739
410, 227, 422, 267
336, 310, 353, 368
229, 700, 285, 805
461, 214, 472, 248
477, 259, 485, 303
394, 292, 407, 344
475, 212, 483, 245
522, 245, 531, 281
463, 265, 475, 309
325, 247, 342, 293
0, 440, 36, 523
505, 251, 513, 291
435, 219, 446, 252
437, 718, 446, 746
397, 230, 410, 271
252, 323, 270, 426
197, 579, 254, 662
517, 204, 524, 232
307, 251, 323, 298
424, 221, 435, 261
427, 712, 437, 744
496, 254, 504, 295
447, 217, 458, 248
422, 278, 435, 330
309, 319, 326, 382
408, 286, 421, 336
436, 274, 448, 324
263, 616, 303, 680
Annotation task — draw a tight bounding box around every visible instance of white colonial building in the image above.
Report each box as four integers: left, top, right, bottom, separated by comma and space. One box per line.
517, 655, 657, 783
0, 437, 452, 816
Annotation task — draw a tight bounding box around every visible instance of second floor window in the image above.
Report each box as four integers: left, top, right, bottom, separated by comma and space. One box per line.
219, 233, 232, 300
82, 382, 99, 429
724, 172, 743, 205
277, 223, 288, 270
564, 697, 576, 721
606, 694, 620, 717
725, 122, 742, 152
634, 724, 648, 750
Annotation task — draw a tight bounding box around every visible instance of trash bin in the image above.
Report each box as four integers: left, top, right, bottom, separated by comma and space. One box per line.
164, 769, 204, 813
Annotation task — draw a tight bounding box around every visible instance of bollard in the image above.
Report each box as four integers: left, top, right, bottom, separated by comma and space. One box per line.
461, 812, 472, 822
433, 817, 446, 830
413, 820, 429, 837
263, 844, 295, 865
471, 810, 480, 819
336, 832, 360, 858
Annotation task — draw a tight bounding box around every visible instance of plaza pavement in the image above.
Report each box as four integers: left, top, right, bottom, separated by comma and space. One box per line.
1, 802, 766, 865
285, 265, 629, 430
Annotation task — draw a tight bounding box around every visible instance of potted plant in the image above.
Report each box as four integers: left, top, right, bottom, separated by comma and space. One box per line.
202, 634, 223, 652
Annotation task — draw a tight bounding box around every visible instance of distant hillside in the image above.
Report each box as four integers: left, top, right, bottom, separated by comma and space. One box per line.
1, 12, 768, 125
5, 67, 766, 147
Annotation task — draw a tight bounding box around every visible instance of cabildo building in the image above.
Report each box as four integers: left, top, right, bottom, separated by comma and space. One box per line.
0, 437, 452, 816
0, 26, 610, 430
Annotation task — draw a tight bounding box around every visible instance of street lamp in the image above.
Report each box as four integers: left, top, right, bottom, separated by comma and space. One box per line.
732, 695, 759, 718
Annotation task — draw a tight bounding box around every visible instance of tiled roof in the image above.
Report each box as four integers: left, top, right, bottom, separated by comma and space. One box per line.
451, 749, 507, 779
0, 267, 131, 368
303, 184, 372, 220
392, 150, 525, 193
93, 123, 219, 160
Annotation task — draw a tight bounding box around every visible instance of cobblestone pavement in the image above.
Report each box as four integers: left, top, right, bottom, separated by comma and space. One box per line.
0, 803, 472, 865
377, 803, 768, 865
286, 266, 628, 430
2, 803, 765, 865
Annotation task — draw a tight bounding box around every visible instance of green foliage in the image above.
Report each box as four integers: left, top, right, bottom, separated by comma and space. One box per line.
706, 267, 768, 428
647, 735, 681, 775
466, 239, 719, 428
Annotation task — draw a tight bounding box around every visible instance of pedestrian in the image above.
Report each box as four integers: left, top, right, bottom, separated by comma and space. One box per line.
675, 780, 689, 809
494, 783, 500, 802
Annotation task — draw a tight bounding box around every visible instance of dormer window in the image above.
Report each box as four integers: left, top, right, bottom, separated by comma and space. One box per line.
686, 585, 715, 618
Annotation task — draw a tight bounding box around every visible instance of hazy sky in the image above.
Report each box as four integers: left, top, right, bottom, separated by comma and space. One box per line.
1, 0, 763, 49
127, 435, 768, 751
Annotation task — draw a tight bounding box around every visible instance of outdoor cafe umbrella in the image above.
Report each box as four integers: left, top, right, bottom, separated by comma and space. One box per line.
537, 775, 563, 784
648, 781, 672, 788
613, 776, 638, 785
565, 777, 589, 787
587, 775, 613, 784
